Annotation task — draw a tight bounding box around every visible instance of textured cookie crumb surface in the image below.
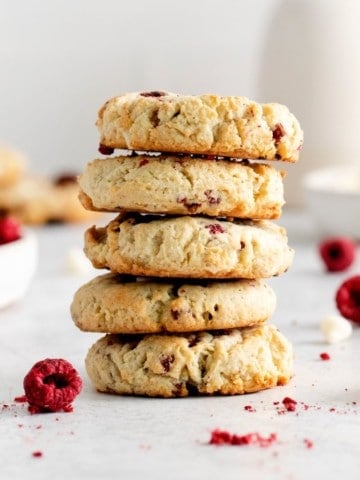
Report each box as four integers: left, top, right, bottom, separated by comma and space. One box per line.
84, 214, 294, 279
71, 273, 276, 333
85, 324, 293, 397
79, 155, 285, 219
96, 92, 303, 162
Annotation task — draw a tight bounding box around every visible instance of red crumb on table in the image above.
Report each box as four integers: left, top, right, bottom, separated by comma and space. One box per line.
209, 429, 277, 447
244, 405, 256, 412
304, 439, 313, 449
32, 451, 43, 458
282, 397, 297, 412
14, 395, 27, 403
320, 352, 331, 361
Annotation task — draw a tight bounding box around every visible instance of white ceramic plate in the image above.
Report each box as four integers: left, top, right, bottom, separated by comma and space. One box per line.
0, 229, 38, 308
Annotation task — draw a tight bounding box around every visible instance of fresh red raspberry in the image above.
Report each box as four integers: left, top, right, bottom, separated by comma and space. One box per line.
0, 216, 22, 245
23, 359, 82, 413
318, 237, 356, 272
336, 275, 360, 324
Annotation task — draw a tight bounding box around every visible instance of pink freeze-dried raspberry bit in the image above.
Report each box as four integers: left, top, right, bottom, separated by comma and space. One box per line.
0, 216, 22, 245
204, 190, 221, 205
209, 429, 277, 447
272, 123, 286, 145
138, 159, 149, 167
319, 237, 356, 272
205, 224, 224, 234
320, 352, 331, 361
159, 354, 175, 372
336, 275, 360, 324
32, 451, 43, 458
23, 358, 82, 413
304, 439, 313, 449
244, 405, 256, 412
282, 397, 297, 412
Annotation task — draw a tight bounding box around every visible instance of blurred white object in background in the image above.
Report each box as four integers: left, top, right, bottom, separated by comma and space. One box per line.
65, 247, 93, 276
321, 314, 353, 344
0, 230, 38, 309
258, 0, 360, 206
0, 0, 273, 176
303, 165, 360, 238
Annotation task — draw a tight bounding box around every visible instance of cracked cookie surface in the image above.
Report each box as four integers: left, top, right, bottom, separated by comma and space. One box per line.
71, 273, 276, 333
85, 324, 293, 397
79, 155, 285, 219
84, 214, 294, 279
96, 91, 303, 161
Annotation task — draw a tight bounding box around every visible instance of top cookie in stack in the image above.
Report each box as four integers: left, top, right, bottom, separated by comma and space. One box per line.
73, 91, 302, 398
96, 91, 302, 161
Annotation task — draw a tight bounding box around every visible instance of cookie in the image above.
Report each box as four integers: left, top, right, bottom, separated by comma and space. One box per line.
84, 214, 294, 279
85, 324, 293, 397
71, 273, 276, 333
96, 91, 303, 162
0, 144, 26, 188
79, 155, 285, 219
52, 174, 102, 224
0, 174, 100, 225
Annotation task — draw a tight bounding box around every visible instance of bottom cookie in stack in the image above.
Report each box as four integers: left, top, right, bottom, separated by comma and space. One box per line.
71, 274, 293, 397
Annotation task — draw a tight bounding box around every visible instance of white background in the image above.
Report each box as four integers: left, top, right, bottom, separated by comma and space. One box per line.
1, 0, 360, 205
0, 0, 276, 172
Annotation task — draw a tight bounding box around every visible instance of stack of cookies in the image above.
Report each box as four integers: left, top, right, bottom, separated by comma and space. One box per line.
71, 91, 303, 397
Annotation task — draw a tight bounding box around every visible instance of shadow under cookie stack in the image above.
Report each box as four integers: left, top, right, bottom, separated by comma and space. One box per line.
71, 91, 303, 398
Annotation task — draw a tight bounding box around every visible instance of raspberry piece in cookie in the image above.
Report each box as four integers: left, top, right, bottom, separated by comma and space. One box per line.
0, 215, 22, 244
336, 275, 360, 324
319, 237, 356, 272
23, 358, 82, 413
